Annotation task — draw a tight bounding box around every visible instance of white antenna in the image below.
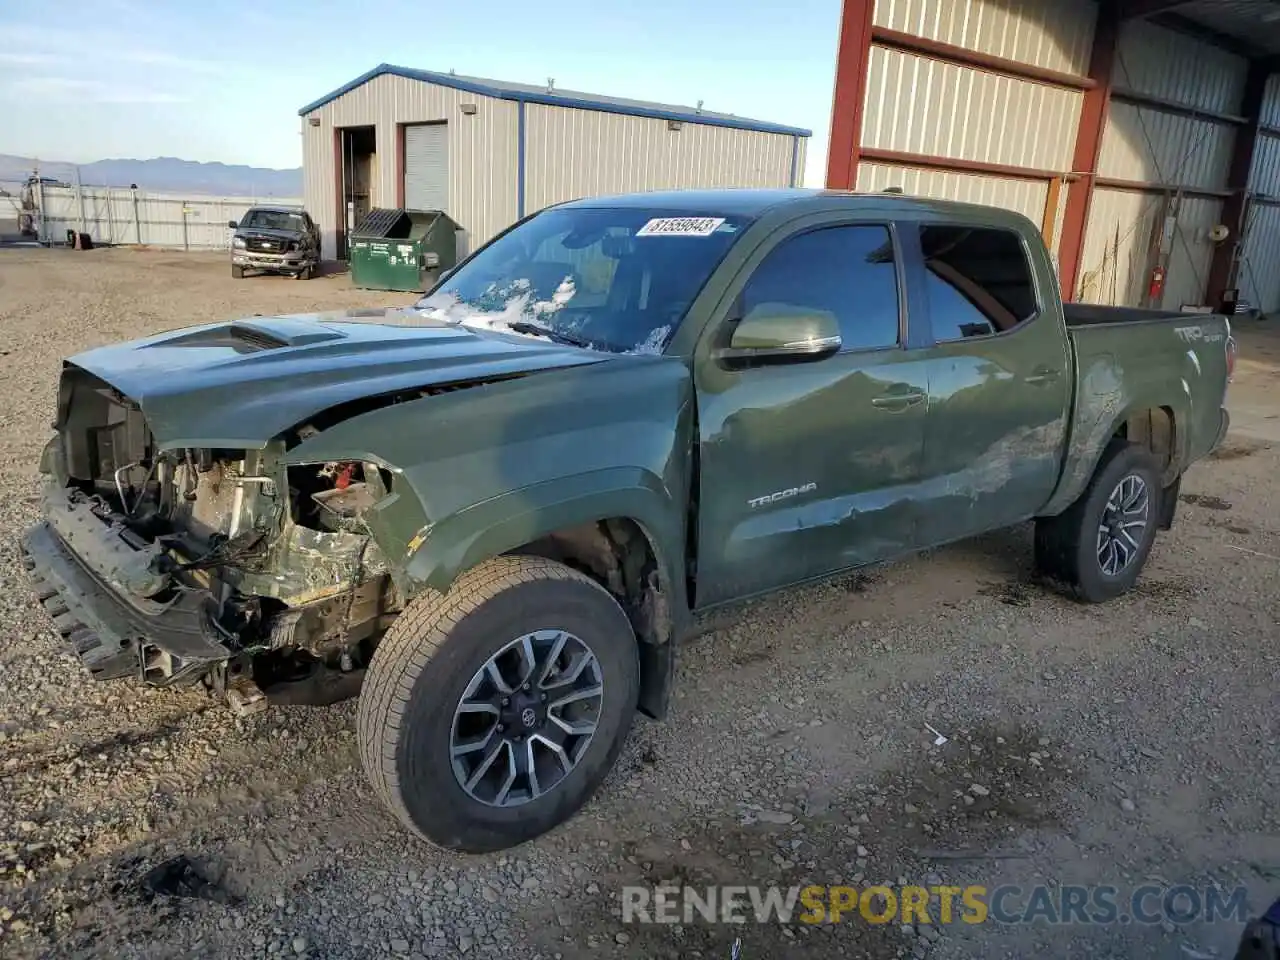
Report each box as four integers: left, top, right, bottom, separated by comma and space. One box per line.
696, 99, 704, 114
547, 76, 555, 92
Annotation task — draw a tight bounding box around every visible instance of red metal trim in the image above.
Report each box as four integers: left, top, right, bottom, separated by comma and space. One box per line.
395, 124, 406, 208
1042, 176, 1065, 246
871, 26, 1095, 91
1058, 6, 1120, 302
1206, 63, 1271, 311
333, 128, 344, 260
860, 148, 1068, 183
826, 0, 875, 189
1112, 88, 1248, 126
1093, 177, 1231, 200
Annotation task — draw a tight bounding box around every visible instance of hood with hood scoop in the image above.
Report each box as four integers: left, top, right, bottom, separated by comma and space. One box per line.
62, 307, 609, 450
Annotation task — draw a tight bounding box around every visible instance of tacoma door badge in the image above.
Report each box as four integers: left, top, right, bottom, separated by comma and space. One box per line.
748, 482, 817, 509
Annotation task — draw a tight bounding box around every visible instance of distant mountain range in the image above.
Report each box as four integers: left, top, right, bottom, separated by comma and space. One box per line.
0, 154, 302, 198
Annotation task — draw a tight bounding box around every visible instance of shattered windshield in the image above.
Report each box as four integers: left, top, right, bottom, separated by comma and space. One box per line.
241, 209, 306, 232
415, 207, 748, 354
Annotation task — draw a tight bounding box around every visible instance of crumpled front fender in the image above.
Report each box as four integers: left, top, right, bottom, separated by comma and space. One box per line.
281, 354, 694, 623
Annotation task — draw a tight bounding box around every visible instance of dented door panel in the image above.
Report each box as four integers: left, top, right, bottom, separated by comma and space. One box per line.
915, 314, 1073, 545
693, 351, 930, 607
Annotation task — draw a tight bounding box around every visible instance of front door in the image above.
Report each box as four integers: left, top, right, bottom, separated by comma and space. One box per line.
694, 221, 930, 608
910, 223, 1072, 546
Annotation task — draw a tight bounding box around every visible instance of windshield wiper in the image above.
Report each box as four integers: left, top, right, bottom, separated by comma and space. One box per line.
507, 320, 593, 349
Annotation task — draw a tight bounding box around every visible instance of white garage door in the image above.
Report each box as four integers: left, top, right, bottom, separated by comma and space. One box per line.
404, 123, 449, 212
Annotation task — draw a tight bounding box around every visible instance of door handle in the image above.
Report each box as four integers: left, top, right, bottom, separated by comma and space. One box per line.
871, 391, 926, 410
1024, 368, 1061, 385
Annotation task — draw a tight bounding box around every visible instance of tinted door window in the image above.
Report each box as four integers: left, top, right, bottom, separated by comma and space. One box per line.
741, 225, 900, 352
920, 226, 1037, 342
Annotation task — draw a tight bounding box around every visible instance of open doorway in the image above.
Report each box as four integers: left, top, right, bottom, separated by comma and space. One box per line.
336, 125, 375, 260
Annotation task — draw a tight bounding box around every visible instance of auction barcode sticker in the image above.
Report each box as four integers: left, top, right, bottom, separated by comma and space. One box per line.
635, 217, 726, 237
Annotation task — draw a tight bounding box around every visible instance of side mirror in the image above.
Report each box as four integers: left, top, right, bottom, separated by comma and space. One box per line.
718, 303, 842, 365
227, 220, 239, 229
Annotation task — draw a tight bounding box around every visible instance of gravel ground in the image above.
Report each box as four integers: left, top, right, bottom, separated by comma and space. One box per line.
0, 247, 1277, 960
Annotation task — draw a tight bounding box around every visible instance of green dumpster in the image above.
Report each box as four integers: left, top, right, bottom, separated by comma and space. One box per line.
348, 208, 461, 292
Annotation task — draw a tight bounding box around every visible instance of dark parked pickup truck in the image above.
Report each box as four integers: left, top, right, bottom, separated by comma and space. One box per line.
228, 205, 319, 280
24, 189, 1234, 853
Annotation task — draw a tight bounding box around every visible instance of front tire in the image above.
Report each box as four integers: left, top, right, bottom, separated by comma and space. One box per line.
1035, 439, 1163, 602
357, 556, 639, 853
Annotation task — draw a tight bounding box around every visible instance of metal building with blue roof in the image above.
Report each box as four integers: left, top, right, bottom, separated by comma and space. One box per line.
299, 64, 811, 262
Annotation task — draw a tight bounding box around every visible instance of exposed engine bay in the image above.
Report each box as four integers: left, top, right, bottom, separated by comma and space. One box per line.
46, 367, 398, 704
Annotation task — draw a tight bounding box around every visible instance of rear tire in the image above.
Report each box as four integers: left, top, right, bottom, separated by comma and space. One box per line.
230, 264, 244, 279
1034, 439, 1163, 602
357, 555, 639, 853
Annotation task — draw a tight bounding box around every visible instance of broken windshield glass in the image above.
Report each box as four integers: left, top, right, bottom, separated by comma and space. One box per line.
415, 207, 748, 354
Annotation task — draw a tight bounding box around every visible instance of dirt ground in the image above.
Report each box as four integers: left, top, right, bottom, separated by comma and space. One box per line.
0, 247, 1277, 960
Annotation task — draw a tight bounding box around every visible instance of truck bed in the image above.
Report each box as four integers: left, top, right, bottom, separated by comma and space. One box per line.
1062, 303, 1214, 327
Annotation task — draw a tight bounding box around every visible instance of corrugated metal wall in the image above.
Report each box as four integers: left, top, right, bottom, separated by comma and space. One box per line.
1260, 73, 1280, 129
862, 45, 1080, 171
856, 162, 1049, 229
1098, 102, 1234, 189
522, 105, 797, 213
303, 73, 805, 260
1078, 188, 1221, 308
1239, 202, 1280, 313
302, 73, 519, 261
34, 185, 299, 249
857, 0, 1092, 262
1099, 20, 1244, 190
1072, 19, 1244, 308
1112, 19, 1246, 115
1240, 75, 1280, 314
873, 0, 1094, 74
854, 2, 1264, 312
794, 138, 808, 187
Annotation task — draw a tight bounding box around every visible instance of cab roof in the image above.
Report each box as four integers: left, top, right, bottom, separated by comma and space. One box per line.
560, 188, 1038, 230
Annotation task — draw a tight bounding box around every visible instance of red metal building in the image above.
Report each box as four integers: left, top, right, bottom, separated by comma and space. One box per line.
825, 0, 1280, 316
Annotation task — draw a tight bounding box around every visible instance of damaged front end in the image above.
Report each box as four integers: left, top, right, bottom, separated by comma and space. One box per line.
22, 366, 397, 710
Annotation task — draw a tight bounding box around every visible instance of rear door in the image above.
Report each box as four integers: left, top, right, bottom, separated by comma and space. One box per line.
693, 219, 932, 607
907, 223, 1072, 546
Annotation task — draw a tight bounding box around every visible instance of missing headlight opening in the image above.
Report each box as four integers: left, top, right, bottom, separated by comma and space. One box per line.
44, 369, 397, 704
288, 457, 393, 534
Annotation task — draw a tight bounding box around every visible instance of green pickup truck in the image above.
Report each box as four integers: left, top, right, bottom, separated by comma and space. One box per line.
24, 189, 1234, 853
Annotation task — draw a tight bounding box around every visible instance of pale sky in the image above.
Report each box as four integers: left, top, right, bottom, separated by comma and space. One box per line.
0, 0, 841, 186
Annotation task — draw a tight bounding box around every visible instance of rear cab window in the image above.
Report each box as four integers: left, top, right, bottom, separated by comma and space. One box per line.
919, 226, 1038, 343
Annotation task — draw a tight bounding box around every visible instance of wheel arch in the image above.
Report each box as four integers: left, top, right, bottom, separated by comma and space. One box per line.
1111, 404, 1182, 485
1041, 399, 1186, 517
399, 476, 689, 721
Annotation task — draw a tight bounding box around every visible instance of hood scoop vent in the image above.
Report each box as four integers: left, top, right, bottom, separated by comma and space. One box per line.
151, 318, 348, 355
227, 323, 289, 350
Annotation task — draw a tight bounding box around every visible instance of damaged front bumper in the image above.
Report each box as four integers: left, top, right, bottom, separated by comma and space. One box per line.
231, 250, 315, 272
22, 485, 233, 685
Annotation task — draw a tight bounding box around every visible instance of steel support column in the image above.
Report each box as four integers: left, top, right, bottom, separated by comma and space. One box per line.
1058, 6, 1120, 301
1206, 63, 1271, 312
825, 0, 875, 190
